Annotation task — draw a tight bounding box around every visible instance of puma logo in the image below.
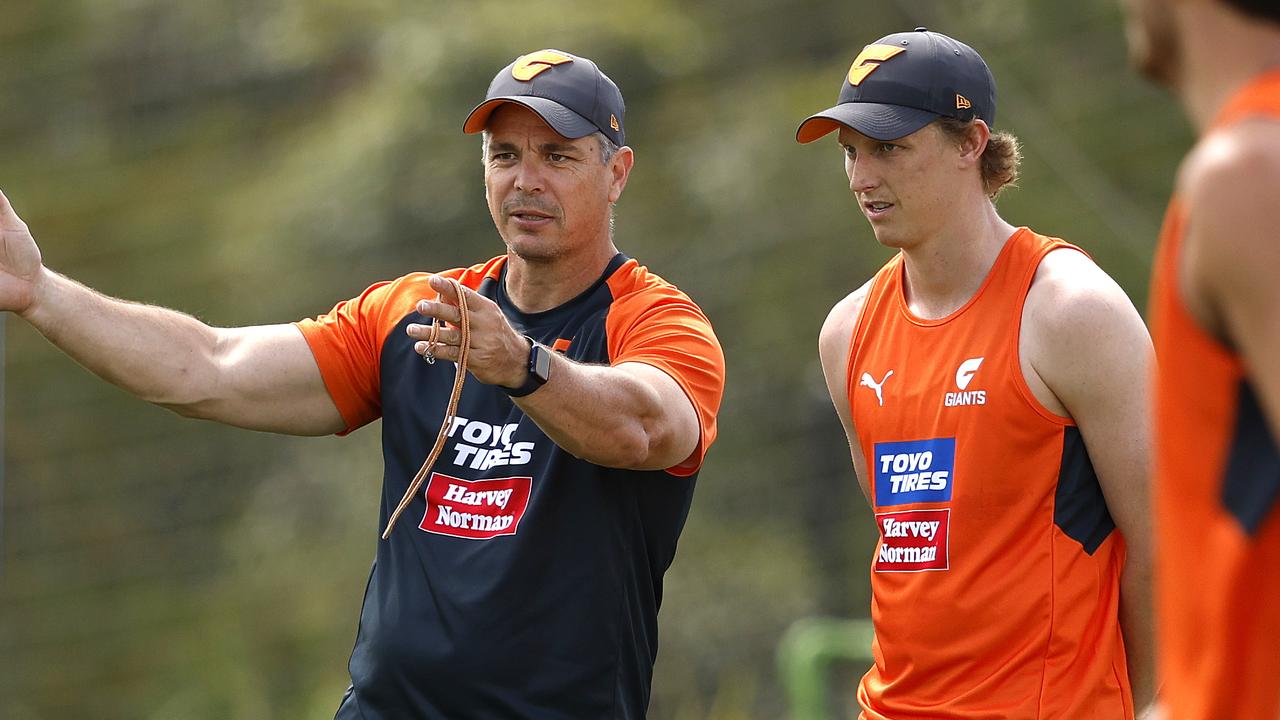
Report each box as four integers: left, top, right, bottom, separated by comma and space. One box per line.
860, 370, 894, 407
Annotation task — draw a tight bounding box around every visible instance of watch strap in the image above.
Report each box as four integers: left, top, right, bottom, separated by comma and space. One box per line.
503, 335, 550, 398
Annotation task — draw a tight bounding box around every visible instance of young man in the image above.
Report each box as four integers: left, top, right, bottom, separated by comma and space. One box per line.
0, 49, 724, 718
1120, 1, 1280, 717
796, 28, 1155, 719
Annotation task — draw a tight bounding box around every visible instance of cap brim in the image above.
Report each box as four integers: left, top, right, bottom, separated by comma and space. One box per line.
463, 96, 599, 139
795, 103, 940, 143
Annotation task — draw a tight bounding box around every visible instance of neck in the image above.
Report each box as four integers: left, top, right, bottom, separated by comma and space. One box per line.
502, 239, 619, 314
1175, 4, 1280, 132
899, 199, 1017, 319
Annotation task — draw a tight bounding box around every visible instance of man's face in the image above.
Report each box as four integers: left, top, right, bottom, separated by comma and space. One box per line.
483, 104, 629, 262
1119, 0, 1181, 86
838, 123, 968, 250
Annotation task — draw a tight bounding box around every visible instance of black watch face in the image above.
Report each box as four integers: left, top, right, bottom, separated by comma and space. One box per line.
531, 344, 552, 383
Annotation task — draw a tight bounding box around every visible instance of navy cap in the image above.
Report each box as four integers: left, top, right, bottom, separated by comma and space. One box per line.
796, 28, 996, 143
463, 49, 626, 146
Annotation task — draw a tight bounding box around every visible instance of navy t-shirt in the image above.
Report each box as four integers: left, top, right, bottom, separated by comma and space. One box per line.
297, 253, 725, 718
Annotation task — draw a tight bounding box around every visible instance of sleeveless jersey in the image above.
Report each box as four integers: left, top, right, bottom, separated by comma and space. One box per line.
1150, 71, 1280, 720
847, 228, 1132, 719
295, 253, 724, 719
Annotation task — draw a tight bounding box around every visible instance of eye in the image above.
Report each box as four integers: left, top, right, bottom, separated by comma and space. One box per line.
547, 153, 570, 163
878, 142, 899, 153
842, 145, 856, 158
490, 152, 517, 163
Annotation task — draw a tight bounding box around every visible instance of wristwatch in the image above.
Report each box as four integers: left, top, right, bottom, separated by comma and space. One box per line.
504, 335, 552, 397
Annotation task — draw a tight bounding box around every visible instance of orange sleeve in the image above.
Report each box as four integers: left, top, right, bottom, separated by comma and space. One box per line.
605, 282, 726, 476
294, 279, 405, 433
293, 260, 504, 434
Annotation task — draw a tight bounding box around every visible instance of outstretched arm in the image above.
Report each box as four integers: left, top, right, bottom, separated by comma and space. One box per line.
2, 190, 344, 436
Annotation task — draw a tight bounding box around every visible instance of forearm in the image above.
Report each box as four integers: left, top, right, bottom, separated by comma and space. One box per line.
514, 355, 691, 470
21, 267, 223, 410
1120, 558, 1157, 711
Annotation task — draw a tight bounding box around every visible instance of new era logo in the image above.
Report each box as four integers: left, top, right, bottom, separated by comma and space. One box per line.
956, 94, 972, 110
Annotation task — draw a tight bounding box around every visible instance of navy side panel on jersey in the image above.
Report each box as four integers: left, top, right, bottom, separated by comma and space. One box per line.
1222, 379, 1280, 536
1054, 426, 1116, 555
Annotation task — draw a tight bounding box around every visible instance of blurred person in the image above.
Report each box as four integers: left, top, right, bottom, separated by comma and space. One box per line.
0, 49, 724, 719
1120, 0, 1280, 717
796, 28, 1156, 719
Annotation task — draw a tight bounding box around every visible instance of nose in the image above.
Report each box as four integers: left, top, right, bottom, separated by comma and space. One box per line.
513, 156, 545, 194
847, 154, 879, 195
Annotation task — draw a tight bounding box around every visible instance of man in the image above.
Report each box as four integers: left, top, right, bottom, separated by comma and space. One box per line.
0, 49, 724, 718
1120, 1, 1280, 718
796, 28, 1155, 718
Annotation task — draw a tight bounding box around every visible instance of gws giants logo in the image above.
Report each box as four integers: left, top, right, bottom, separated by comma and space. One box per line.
511, 50, 573, 81
847, 44, 907, 86
874, 437, 955, 506
945, 356, 987, 407
420, 473, 532, 540
876, 508, 950, 572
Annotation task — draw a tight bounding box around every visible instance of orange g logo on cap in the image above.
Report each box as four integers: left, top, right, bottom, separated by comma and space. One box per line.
847, 44, 906, 86
511, 50, 573, 81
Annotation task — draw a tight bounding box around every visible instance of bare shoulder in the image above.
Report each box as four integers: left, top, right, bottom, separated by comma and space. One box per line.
1022, 246, 1150, 414
1180, 118, 1280, 209
818, 278, 874, 366
1025, 248, 1141, 339
1179, 119, 1280, 285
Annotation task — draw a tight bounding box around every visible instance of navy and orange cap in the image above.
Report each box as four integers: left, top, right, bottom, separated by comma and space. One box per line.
463, 49, 626, 146
796, 28, 996, 143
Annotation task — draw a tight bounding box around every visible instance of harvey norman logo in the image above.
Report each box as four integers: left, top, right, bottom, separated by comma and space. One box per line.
420, 473, 532, 540
876, 508, 950, 572
874, 437, 956, 506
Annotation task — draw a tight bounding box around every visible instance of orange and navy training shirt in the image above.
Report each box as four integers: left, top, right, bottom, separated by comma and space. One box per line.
847, 228, 1133, 719
295, 252, 724, 720
1151, 71, 1280, 720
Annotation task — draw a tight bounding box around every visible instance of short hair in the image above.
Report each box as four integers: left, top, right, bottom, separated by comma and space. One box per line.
1223, 0, 1280, 24
934, 117, 1022, 200
481, 130, 619, 164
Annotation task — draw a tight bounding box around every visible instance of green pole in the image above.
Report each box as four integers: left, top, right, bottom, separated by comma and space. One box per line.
776, 616, 876, 720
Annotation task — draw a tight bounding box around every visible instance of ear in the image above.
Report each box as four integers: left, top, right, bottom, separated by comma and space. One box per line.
957, 120, 991, 169
608, 146, 635, 203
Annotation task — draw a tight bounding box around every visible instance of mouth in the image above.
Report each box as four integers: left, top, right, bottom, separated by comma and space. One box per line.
506, 206, 557, 228
510, 209, 552, 220
862, 199, 894, 220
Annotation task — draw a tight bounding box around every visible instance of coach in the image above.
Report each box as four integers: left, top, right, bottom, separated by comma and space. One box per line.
0, 48, 724, 719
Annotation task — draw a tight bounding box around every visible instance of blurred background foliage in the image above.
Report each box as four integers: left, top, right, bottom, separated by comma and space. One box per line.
0, 0, 1187, 718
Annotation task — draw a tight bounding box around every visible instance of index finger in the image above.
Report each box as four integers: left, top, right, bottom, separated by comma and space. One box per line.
428, 274, 463, 306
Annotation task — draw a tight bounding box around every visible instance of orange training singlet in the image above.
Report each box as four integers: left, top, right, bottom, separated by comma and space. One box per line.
847, 228, 1133, 719
1151, 70, 1280, 720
